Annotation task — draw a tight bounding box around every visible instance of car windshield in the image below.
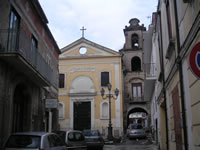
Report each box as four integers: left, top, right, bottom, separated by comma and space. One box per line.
131, 124, 143, 129
5, 135, 41, 148
68, 132, 84, 141
83, 130, 99, 136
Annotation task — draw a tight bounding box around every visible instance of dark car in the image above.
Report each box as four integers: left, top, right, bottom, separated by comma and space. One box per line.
82, 130, 104, 150
54, 130, 87, 150
3, 132, 67, 150
127, 124, 146, 139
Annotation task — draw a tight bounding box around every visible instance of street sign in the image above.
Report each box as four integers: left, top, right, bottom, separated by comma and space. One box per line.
45, 99, 58, 109
189, 42, 200, 79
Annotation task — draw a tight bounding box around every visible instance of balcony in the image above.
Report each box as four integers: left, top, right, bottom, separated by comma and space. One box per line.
0, 29, 57, 88
145, 63, 157, 79
129, 96, 148, 104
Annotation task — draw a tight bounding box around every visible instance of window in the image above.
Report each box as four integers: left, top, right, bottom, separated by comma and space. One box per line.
131, 56, 141, 71
101, 102, 108, 119
101, 72, 109, 86
166, 1, 172, 40
31, 36, 37, 51
31, 36, 37, 63
8, 10, 20, 51
59, 73, 65, 88
131, 34, 139, 48
46, 54, 51, 65
132, 83, 142, 99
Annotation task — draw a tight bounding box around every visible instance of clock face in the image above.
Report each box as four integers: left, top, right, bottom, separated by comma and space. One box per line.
79, 47, 87, 54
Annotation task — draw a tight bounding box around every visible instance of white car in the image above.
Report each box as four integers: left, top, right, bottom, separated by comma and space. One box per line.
3, 132, 67, 150
54, 130, 87, 150
127, 124, 147, 139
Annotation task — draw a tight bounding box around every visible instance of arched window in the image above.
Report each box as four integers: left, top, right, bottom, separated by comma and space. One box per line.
58, 102, 65, 119
100, 101, 108, 119
131, 56, 141, 71
131, 34, 139, 48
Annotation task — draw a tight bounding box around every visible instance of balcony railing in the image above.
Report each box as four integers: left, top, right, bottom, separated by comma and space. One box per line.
0, 29, 57, 88
145, 63, 157, 78
129, 96, 147, 103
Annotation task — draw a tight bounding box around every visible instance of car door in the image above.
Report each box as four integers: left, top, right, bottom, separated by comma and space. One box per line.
47, 134, 66, 150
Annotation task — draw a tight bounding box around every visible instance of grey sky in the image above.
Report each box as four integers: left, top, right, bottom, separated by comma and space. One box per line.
39, 0, 158, 50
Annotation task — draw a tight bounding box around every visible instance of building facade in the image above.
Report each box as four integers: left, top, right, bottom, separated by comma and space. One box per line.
120, 18, 155, 131
151, 0, 200, 150
58, 38, 123, 137
0, 0, 60, 146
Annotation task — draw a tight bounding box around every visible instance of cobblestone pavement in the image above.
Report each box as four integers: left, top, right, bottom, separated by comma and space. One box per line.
104, 144, 158, 150
104, 136, 159, 150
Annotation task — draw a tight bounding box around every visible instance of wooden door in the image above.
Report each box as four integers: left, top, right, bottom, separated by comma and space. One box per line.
74, 102, 91, 130
172, 85, 183, 150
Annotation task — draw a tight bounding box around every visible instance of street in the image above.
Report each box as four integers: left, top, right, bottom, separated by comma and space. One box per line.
104, 138, 158, 150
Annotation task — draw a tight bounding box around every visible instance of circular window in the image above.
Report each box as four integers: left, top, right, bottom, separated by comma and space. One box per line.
79, 47, 87, 54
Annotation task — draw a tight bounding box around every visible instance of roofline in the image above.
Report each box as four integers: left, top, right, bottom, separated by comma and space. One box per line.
61, 37, 119, 55
31, 0, 61, 54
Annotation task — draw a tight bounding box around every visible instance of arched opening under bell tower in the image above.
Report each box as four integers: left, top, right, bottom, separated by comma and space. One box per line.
127, 107, 149, 129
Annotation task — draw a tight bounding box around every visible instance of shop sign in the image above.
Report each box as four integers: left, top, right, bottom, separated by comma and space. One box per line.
45, 99, 58, 109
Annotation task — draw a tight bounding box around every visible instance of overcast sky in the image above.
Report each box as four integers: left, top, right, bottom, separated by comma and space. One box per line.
39, 0, 158, 50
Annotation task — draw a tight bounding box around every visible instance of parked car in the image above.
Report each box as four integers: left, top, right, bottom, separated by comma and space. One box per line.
3, 132, 67, 150
54, 130, 87, 150
127, 124, 146, 139
82, 129, 104, 150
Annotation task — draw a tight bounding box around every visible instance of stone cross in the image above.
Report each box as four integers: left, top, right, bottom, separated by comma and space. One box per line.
80, 26, 86, 38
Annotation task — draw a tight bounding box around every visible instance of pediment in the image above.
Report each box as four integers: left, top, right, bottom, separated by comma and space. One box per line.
60, 38, 119, 58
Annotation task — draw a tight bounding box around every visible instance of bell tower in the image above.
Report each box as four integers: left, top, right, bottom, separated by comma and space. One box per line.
120, 18, 151, 129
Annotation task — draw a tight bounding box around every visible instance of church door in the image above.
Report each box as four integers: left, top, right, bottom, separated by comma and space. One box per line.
74, 101, 91, 130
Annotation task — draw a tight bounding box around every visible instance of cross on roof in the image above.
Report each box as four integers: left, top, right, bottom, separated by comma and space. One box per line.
80, 26, 86, 38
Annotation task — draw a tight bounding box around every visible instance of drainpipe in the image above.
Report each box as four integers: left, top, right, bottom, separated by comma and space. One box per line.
158, 10, 169, 150
173, 0, 188, 150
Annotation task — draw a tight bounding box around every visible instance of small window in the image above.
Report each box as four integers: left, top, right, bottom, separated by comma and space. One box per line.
101, 102, 108, 119
131, 56, 141, 71
101, 72, 109, 87
79, 47, 87, 54
59, 73, 65, 88
8, 10, 20, 51
166, 1, 172, 40
30, 36, 37, 60
31, 36, 37, 51
46, 54, 51, 65
132, 83, 142, 98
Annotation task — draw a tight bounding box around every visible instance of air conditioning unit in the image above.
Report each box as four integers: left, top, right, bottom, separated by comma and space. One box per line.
183, 0, 192, 3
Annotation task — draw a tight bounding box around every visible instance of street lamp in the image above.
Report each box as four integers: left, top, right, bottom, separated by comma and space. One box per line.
101, 83, 119, 141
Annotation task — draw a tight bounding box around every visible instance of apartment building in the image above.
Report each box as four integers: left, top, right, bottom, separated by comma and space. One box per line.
0, 0, 60, 146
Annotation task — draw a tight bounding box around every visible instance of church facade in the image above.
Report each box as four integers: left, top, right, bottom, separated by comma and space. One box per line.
58, 37, 123, 137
